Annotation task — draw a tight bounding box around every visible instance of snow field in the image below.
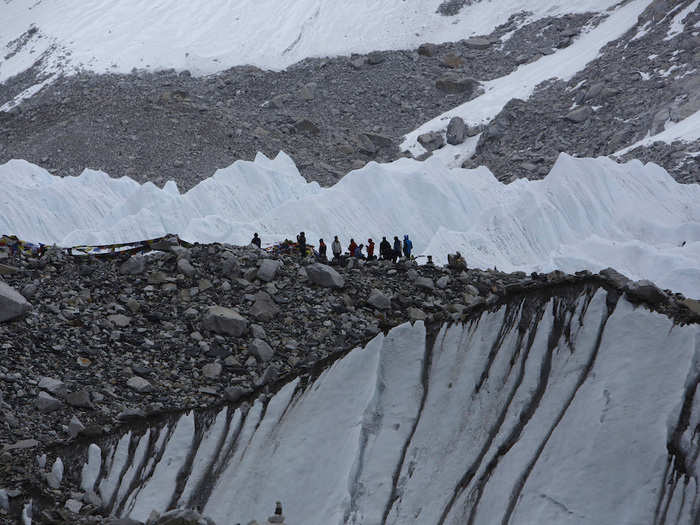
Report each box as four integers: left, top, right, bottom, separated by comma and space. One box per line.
2, 152, 699, 298
1, 0, 623, 85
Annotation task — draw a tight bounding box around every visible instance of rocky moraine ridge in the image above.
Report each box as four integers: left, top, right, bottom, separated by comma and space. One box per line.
1, 0, 698, 189
0, 240, 699, 523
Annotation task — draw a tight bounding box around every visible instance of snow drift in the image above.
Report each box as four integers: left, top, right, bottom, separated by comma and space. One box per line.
1, 153, 699, 298
76, 286, 700, 524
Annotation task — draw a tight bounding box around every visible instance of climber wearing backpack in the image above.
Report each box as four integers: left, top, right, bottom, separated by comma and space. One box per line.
392, 236, 401, 263
367, 238, 375, 260
331, 236, 342, 265
379, 237, 392, 260
403, 235, 413, 259
348, 238, 358, 258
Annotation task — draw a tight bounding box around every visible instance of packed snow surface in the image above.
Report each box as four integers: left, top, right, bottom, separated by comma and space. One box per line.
0, 0, 623, 86
402, 0, 653, 154
2, 153, 700, 298
80, 291, 700, 524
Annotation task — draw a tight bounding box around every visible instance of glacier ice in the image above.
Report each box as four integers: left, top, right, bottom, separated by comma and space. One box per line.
75, 287, 700, 524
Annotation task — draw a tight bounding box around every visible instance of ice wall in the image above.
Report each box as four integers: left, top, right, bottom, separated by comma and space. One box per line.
2, 153, 699, 298
76, 285, 700, 524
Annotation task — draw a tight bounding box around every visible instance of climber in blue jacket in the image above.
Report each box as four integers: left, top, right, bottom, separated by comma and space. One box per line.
402, 235, 413, 258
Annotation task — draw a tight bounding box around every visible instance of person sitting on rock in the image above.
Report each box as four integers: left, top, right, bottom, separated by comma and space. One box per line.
251, 233, 261, 248
331, 235, 342, 264
403, 234, 413, 259
318, 238, 327, 261
354, 243, 365, 258
348, 238, 358, 258
367, 238, 375, 260
379, 236, 391, 260
448, 251, 467, 271
392, 236, 401, 263
297, 231, 307, 258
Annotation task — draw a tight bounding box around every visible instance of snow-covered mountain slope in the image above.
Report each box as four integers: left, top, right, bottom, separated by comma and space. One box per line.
402, 0, 653, 154
2, 153, 699, 298
76, 287, 700, 524
0, 0, 623, 83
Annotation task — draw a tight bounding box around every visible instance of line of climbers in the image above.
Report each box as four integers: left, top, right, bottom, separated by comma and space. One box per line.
250, 232, 417, 265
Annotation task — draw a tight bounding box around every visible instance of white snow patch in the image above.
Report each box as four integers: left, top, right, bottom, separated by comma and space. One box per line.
402, 0, 653, 154
631, 20, 651, 41
0, 74, 56, 112
615, 109, 700, 155
0, 0, 624, 87
658, 64, 681, 77
665, 0, 700, 40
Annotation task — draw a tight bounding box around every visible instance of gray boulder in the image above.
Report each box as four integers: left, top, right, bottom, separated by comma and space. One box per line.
202, 362, 222, 379
38, 376, 66, 398
306, 264, 345, 288
437, 276, 450, 289
202, 306, 248, 337
36, 391, 63, 412
436, 74, 479, 95
222, 256, 241, 278
0, 281, 31, 322
408, 307, 426, 321
598, 268, 631, 289
257, 259, 282, 282
367, 51, 385, 65
177, 258, 196, 276
119, 255, 146, 275
368, 289, 391, 310
126, 376, 152, 393
463, 37, 492, 49
415, 277, 435, 291
564, 106, 592, 123
153, 509, 217, 525
417, 43, 438, 56
68, 415, 85, 439
108, 314, 132, 328
682, 298, 700, 317
418, 132, 445, 151
66, 390, 93, 408
446, 117, 467, 145
250, 291, 280, 322
625, 280, 667, 305
249, 338, 274, 362
295, 118, 321, 135
224, 385, 252, 403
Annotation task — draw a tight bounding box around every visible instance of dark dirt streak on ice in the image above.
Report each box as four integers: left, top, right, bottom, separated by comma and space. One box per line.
187, 406, 245, 511
655, 368, 700, 525
436, 297, 546, 525
500, 290, 620, 525
116, 422, 176, 516
381, 321, 443, 525
168, 413, 213, 511
464, 297, 576, 525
